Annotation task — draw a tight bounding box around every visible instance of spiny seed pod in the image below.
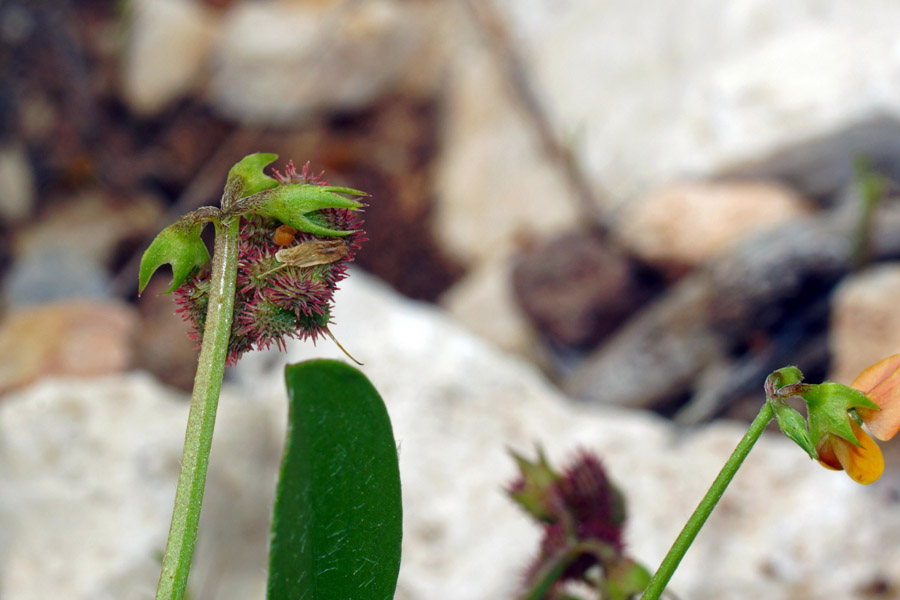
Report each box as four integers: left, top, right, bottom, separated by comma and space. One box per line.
173, 161, 365, 365
509, 448, 629, 590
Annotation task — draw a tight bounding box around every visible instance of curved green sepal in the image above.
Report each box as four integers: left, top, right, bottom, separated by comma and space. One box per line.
269, 360, 401, 600
507, 446, 561, 523
765, 366, 804, 397
770, 399, 817, 459
227, 153, 279, 199
138, 220, 210, 294
239, 184, 365, 237
797, 382, 880, 448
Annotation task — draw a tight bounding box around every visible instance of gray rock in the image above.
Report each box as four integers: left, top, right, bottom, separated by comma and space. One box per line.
4, 192, 163, 307
2, 272, 900, 599
0, 372, 278, 600
4, 248, 113, 306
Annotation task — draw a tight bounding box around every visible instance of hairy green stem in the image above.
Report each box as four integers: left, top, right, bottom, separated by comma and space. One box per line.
156, 217, 240, 600
640, 401, 775, 600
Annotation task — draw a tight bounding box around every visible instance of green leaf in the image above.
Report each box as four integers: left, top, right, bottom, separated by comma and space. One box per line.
227, 152, 280, 199
138, 220, 210, 294
269, 360, 401, 600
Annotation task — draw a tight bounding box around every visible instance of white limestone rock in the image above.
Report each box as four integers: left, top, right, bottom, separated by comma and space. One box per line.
240, 272, 900, 599
433, 8, 579, 267
489, 0, 900, 208
0, 372, 280, 600
440, 253, 539, 359
2, 272, 900, 599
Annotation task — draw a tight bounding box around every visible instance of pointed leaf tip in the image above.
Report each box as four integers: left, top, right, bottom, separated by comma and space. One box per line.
241, 184, 366, 237
228, 153, 280, 199
138, 221, 210, 294
321, 185, 368, 197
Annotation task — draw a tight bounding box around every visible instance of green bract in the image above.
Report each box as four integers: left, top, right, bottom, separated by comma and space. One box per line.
237, 184, 367, 237
226, 152, 279, 200
139, 219, 210, 294
770, 399, 817, 459
782, 381, 880, 448
507, 447, 560, 523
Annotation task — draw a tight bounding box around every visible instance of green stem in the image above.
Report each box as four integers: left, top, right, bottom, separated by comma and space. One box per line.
640, 401, 775, 600
156, 217, 241, 600
521, 540, 617, 600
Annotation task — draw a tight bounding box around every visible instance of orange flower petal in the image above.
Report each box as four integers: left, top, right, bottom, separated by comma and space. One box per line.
816, 436, 842, 471
831, 422, 884, 485
852, 354, 900, 441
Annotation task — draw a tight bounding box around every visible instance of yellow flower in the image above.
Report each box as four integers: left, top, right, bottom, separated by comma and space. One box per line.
813, 354, 900, 485
815, 421, 884, 485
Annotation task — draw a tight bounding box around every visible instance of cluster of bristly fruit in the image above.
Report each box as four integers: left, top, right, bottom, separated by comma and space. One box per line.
174, 162, 365, 365
507, 448, 652, 598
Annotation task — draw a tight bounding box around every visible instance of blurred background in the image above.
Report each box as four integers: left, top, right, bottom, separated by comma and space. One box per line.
4, 0, 900, 599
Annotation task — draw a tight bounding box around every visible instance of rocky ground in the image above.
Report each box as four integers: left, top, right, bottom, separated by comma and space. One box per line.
3, 0, 900, 599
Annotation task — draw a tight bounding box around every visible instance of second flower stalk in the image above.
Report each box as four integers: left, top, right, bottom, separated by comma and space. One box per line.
641, 356, 900, 600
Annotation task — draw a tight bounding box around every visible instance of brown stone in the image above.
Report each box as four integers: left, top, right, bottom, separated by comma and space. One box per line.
133, 277, 200, 392
829, 263, 900, 385
511, 230, 659, 349
0, 300, 138, 395
618, 180, 811, 268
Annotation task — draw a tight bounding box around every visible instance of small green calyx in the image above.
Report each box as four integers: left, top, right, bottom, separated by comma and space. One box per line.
770, 399, 817, 459
226, 153, 279, 204
783, 381, 880, 449
139, 217, 211, 295
234, 184, 366, 237
506, 446, 561, 523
